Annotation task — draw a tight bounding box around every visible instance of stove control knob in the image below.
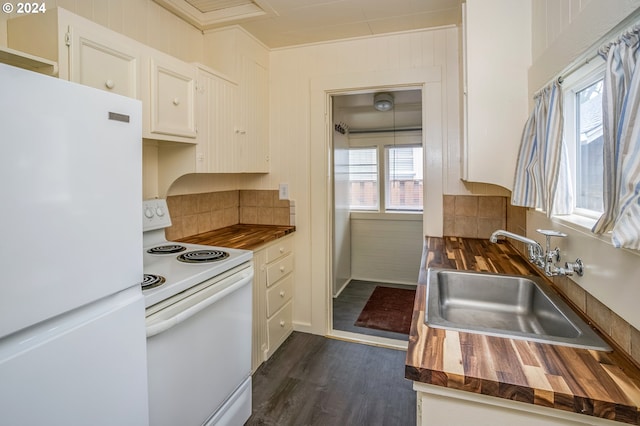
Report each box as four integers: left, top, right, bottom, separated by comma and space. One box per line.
144, 207, 154, 219
155, 207, 165, 217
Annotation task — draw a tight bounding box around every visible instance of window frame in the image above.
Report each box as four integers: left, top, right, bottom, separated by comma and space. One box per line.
384, 144, 424, 212
561, 60, 606, 225
347, 131, 423, 214
347, 146, 379, 211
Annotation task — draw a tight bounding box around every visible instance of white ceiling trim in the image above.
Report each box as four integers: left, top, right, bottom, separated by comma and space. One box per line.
153, 0, 277, 30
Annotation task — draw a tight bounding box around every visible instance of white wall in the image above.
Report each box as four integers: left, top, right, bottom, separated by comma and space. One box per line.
350, 216, 423, 285
332, 104, 351, 296
528, 0, 640, 330
268, 27, 461, 335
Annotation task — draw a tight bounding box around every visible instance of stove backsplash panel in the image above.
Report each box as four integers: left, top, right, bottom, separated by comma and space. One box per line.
165, 190, 290, 240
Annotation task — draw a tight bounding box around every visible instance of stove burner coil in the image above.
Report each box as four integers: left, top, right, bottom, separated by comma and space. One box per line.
142, 274, 166, 290
177, 250, 230, 263
147, 244, 187, 254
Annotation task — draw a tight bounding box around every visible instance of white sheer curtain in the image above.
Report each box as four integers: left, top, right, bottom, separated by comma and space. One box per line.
512, 81, 573, 216
592, 26, 640, 249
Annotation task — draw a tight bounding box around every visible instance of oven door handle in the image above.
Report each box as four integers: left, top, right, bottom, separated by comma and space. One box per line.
146, 269, 253, 338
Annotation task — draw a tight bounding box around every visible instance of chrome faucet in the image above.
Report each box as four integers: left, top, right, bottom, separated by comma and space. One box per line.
489, 229, 584, 277
489, 230, 545, 268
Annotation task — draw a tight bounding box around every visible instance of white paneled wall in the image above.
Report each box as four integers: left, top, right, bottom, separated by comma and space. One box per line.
529, 0, 640, 93
332, 106, 351, 297
0, 0, 203, 63
350, 217, 422, 285
269, 27, 460, 334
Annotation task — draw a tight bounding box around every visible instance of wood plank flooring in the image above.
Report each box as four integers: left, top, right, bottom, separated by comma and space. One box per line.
246, 332, 416, 426
333, 280, 416, 340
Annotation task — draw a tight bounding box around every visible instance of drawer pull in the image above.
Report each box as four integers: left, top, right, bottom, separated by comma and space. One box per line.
279, 266, 285, 272
279, 247, 285, 253
279, 320, 285, 327
172, 97, 180, 106
279, 291, 285, 297
105, 79, 115, 89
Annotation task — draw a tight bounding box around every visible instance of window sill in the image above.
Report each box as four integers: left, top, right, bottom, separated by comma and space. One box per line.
350, 211, 423, 221
534, 210, 615, 247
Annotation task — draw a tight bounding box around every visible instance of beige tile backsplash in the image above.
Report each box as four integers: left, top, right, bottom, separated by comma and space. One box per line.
443, 195, 506, 239
165, 190, 290, 241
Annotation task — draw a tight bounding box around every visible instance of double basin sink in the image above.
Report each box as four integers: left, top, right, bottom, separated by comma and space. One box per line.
425, 268, 611, 351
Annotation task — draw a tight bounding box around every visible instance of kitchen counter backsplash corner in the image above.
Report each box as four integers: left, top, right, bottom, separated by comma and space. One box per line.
166, 189, 291, 240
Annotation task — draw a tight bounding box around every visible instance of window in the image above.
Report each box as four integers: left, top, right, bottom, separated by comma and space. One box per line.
575, 79, 604, 213
386, 145, 423, 211
348, 147, 378, 210
347, 143, 423, 212
563, 63, 605, 220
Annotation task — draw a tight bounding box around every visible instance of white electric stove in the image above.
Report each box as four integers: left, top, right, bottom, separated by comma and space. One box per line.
142, 199, 253, 426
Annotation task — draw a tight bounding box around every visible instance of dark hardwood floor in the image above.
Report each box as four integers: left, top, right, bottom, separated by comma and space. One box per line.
333, 279, 416, 340
246, 332, 416, 426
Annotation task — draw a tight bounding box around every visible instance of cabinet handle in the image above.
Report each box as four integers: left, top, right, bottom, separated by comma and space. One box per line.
279, 291, 285, 297
172, 98, 180, 106
105, 79, 115, 90
279, 266, 285, 272
279, 320, 285, 327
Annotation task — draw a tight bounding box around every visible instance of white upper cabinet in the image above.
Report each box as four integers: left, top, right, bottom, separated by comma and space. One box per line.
66, 19, 141, 99
203, 28, 270, 173
238, 56, 269, 173
7, 8, 141, 99
462, 0, 531, 190
144, 54, 197, 142
195, 64, 239, 172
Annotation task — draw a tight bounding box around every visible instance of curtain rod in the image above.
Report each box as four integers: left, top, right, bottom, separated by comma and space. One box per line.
557, 52, 602, 84
536, 13, 640, 95
348, 127, 422, 134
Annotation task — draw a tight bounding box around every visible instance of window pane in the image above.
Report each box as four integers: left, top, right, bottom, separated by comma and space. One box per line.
386, 146, 423, 211
348, 148, 378, 210
576, 80, 604, 213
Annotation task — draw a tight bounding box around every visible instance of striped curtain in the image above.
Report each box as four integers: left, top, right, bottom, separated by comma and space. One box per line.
512, 81, 573, 216
592, 27, 640, 249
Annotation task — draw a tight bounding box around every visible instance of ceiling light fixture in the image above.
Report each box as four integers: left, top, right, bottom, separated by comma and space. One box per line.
373, 93, 394, 112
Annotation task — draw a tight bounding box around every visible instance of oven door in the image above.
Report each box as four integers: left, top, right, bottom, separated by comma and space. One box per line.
146, 262, 253, 426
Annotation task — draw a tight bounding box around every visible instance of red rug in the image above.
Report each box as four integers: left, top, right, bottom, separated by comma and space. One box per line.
354, 286, 416, 335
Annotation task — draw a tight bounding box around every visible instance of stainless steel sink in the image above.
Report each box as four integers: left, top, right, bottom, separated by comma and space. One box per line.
425, 268, 611, 351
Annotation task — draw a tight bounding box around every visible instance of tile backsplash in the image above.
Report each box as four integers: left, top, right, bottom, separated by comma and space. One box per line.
164, 190, 290, 241
443, 195, 507, 239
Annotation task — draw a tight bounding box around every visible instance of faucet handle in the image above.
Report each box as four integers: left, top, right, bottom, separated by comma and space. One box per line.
536, 229, 567, 238
565, 259, 585, 276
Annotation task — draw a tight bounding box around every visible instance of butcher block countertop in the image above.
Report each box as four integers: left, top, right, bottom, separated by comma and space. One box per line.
177, 224, 295, 251
405, 236, 640, 425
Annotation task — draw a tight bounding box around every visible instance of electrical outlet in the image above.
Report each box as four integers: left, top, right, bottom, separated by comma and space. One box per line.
279, 183, 289, 200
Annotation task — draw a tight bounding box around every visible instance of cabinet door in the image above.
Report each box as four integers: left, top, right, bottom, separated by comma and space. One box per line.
238, 56, 269, 172
68, 26, 140, 98
149, 56, 197, 139
196, 67, 239, 172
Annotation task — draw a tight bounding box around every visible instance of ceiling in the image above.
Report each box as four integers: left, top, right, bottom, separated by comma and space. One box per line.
154, 0, 462, 48
334, 89, 422, 132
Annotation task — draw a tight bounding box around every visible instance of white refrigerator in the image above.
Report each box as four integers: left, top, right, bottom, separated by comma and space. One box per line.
0, 63, 148, 425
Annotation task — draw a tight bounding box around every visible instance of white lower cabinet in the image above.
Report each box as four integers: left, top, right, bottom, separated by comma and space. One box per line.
252, 235, 294, 372
415, 383, 619, 426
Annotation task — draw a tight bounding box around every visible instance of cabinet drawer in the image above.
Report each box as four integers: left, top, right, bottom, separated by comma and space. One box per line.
266, 274, 293, 317
265, 238, 293, 263
266, 254, 293, 286
267, 302, 292, 350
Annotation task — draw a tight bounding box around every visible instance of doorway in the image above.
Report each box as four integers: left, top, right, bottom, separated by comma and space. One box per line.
330, 89, 424, 346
